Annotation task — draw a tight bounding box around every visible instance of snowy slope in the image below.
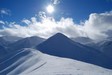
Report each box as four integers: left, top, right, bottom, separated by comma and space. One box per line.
37, 33, 112, 69
0, 48, 112, 75
0, 37, 10, 59
0, 45, 8, 59
22, 54, 112, 75
0, 48, 45, 75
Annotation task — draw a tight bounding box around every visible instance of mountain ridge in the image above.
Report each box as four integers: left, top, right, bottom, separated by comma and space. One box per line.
37, 33, 112, 69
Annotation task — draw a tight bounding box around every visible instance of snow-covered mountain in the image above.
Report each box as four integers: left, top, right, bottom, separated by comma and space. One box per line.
71, 37, 94, 44
8, 36, 45, 52
36, 33, 112, 69
0, 36, 23, 56
0, 33, 112, 74
99, 40, 112, 59
0, 36, 22, 43
0, 37, 10, 47
0, 36, 45, 58
85, 38, 112, 59
0, 36, 14, 58
0, 48, 112, 75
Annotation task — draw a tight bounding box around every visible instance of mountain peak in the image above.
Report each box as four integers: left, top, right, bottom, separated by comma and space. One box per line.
54, 33, 68, 37
49, 33, 69, 40
55, 33, 65, 36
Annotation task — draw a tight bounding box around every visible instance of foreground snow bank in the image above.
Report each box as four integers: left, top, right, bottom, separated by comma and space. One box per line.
0, 48, 112, 75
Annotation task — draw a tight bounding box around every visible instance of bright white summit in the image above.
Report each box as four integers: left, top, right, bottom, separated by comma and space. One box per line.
46, 5, 54, 13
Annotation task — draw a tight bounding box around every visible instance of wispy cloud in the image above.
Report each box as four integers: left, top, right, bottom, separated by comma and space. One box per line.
22, 19, 31, 25
0, 21, 5, 25
51, 0, 60, 5
0, 8, 11, 17
0, 11, 112, 42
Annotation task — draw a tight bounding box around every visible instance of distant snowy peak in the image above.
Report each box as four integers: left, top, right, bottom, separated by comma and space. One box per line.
99, 40, 112, 58
71, 37, 94, 44
45, 33, 71, 42
0, 36, 23, 43
17, 36, 45, 46
52, 33, 69, 39
79, 37, 112, 59
0, 37, 10, 46
8, 36, 45, 52
18, 36, 45, 46
0, 35, 21, 46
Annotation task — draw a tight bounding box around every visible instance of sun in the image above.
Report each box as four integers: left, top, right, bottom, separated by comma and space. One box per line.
46, 5, 54, 13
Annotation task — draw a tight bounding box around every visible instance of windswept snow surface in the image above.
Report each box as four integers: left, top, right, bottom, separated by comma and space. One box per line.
0, 48, 45, 75
0, 48, 112, 75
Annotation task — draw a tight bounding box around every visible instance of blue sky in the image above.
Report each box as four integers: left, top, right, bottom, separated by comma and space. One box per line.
0, 0, 112, 23
0, 0, 112, 41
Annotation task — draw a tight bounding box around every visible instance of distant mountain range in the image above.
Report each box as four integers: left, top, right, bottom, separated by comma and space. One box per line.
71, 37, 94, 44
0, 36, 45, 58
8, 36, 45, 52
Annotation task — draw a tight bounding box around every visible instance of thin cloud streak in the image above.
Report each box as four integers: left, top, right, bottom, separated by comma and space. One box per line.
0, 8, 11, 17
51, 0, 60, 5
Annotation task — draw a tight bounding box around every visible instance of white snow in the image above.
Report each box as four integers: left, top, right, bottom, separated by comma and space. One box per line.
0, 48, 111, 75
20, 54, 112, 75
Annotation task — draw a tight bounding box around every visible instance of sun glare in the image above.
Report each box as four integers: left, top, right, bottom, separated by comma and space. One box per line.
46, 5, 54, 13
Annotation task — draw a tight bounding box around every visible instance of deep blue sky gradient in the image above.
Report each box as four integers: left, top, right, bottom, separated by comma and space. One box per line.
0, 0, 112, 23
